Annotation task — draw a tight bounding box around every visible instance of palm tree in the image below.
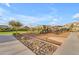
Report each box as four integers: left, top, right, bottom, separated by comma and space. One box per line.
9, 20, 22, 33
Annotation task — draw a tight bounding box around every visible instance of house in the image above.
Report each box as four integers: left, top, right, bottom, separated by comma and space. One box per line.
64, 22, 79, 31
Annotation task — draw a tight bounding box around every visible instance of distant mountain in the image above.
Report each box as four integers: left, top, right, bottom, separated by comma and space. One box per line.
0, 25, 9, 28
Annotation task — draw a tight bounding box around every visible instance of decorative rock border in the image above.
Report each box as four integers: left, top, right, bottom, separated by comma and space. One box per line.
14, 33, 59, 55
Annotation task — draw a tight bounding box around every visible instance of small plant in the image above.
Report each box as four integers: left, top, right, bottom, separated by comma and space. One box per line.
13, 33, 21, 36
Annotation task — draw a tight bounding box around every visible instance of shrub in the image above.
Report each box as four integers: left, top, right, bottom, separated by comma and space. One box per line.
13, 33, 21, 36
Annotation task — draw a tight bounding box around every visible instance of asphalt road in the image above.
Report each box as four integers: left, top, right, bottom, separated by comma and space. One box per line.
53, 32, 79, 55
0, 35, 35, 55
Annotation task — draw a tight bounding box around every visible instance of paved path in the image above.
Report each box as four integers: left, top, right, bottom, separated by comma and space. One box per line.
53, 32, 79, 55
0, 35, 35, 55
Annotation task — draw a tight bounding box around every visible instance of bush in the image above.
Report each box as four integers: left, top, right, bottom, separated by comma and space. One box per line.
0, 28, 12, 32
13, 33, 21, 36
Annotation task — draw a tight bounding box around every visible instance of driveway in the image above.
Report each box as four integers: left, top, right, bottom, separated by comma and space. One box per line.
53, 32, 79, 55
0, 35, 35, 55
0, 35, 16, 43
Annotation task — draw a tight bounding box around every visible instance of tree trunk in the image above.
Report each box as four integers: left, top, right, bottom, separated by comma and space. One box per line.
15, 27, 18, 33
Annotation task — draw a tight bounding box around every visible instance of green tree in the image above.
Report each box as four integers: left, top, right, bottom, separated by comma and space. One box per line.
9, 20, 22, 33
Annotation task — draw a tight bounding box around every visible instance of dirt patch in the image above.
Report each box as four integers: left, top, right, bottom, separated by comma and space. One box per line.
36, 32, 70, 45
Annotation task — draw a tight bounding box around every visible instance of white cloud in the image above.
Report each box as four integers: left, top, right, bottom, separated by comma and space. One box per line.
5, 3, 10, 7
47, 18, 58, 25
15, 15, 40, 23
71, 20, 78, 23
0, 8, 7, 17
0, 5, 60, 25
53, 18, 58, 21
12, 14, 62, 26
48, 17, 62, 25
0, 8, 4, 16
0, 13, 2, 17
0, 7, 11, 19
73, 13, 79, 18
0, 7, 61, 26
50, 8, 58, 15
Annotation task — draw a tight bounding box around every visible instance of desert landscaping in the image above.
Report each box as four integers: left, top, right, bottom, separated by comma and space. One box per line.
1, 3, 79, 55
14, 31, 70, 55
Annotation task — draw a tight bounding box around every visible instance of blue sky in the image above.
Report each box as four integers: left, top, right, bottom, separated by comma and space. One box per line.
0, 3, 79, 26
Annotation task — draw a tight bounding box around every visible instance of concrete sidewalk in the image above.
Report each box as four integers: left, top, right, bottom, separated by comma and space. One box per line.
0, 36, 35, 55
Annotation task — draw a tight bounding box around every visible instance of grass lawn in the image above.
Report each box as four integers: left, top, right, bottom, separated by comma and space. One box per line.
0, 31, 27, 35
0, 30, 40, 35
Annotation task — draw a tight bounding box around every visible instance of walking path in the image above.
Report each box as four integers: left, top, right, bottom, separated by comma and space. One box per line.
53, 32, 79, 55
